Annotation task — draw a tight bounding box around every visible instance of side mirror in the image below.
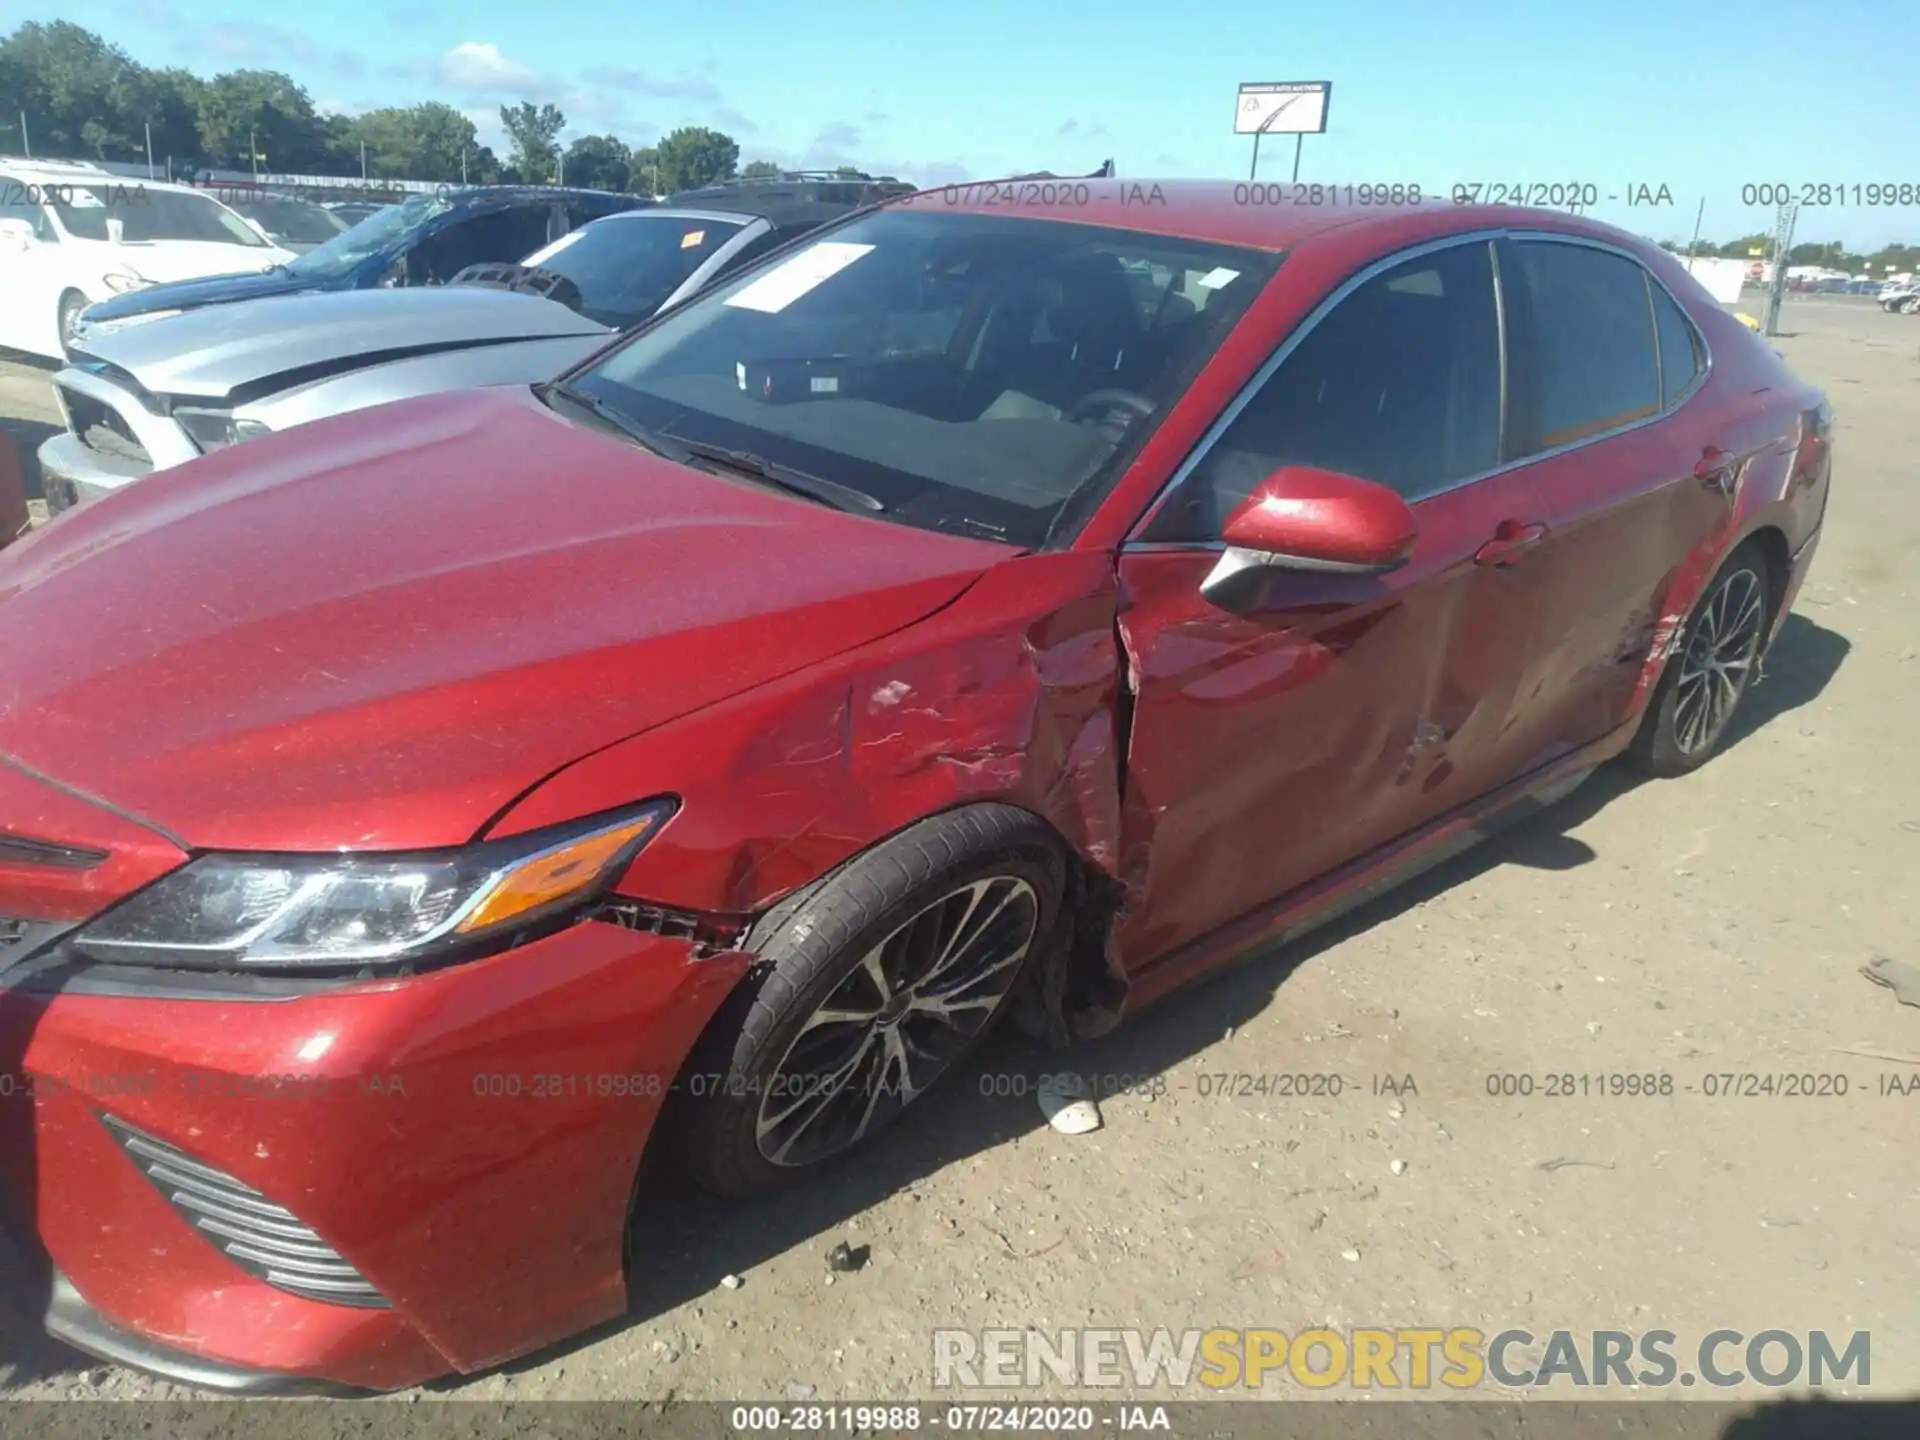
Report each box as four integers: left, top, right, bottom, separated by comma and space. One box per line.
1202, 465, 1417, 606
106, 217, 125, 245
0, 218, 35, 249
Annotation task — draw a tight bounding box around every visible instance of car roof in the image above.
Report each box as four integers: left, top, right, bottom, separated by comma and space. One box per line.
877, 177, 1642, 255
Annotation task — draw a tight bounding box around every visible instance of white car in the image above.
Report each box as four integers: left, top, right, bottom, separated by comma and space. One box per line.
0, 158, 296, 360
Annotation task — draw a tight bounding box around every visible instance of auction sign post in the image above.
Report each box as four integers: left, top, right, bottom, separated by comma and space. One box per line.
1236, 81, 1331, 181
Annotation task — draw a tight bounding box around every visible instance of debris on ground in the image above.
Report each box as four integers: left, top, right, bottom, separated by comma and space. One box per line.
826, 1241, 870, 1273
1340, 1247, 1362, 1263
1861, 956, 1920, 1009
1537, 1157, 1617, 1172
1390, 1159, 1409, 1176
719, 1273, 742, 1290
1038, 1072, 1102, 1134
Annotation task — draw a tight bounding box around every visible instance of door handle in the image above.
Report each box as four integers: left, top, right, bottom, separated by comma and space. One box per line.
1473, 521, 1547, 567
1695, 447, 1738, 492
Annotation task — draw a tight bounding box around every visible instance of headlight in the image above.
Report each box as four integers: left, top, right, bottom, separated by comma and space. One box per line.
101, 272, 150, 294
175, 407, 273, 452
65, 800, 675, 974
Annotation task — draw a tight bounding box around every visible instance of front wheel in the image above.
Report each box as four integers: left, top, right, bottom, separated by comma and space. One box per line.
1627, 543, 1771, 777
57, 291, 89, 352
668, 804, 1066, 1198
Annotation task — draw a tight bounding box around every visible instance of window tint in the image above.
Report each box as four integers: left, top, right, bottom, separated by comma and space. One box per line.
409, 207, 554, 283
712, 226, 786, 277
1511, 240, 1660, 451
1651, 282, 1704, 408
1144, 240, 1502, 541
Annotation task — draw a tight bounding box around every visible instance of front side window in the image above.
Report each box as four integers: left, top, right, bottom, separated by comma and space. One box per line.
1509, 240, 1660, 451
1143, 240, 1503, 542
567, 209, 1276, 547
50, 186, 269, 246
517, 213, 749, 326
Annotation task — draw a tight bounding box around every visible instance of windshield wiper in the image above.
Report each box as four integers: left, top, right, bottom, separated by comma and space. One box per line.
672, 438, 886, 514
535, 380, 675, 458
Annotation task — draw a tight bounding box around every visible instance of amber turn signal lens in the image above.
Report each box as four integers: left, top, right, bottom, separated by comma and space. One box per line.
455, 815, 662, 934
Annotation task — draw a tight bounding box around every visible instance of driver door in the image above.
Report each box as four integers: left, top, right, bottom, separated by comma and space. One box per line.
1111, 237, 1542, 972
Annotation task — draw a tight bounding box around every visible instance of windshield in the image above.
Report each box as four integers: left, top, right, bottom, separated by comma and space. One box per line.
286, 193, 453, 281
233, 198, 350, 245
51, 187, 270, 246
568, 208, 1276, 547
515, 213, 749, 327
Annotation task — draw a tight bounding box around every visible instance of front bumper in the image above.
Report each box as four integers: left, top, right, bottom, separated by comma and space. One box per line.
38, 364, 202, 514
37, 432, 146, 513
0, 922, 749, 1390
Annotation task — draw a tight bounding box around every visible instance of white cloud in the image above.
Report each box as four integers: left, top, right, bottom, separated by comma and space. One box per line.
437, 42, 546, 93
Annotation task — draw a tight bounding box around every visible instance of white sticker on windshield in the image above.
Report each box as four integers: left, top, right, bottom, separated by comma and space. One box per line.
1196, 267, 1240, 290
724, 242, 875, 313
520, 229, 585, 266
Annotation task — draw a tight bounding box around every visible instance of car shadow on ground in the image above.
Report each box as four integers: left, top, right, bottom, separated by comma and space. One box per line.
469, 611, 1851, 1387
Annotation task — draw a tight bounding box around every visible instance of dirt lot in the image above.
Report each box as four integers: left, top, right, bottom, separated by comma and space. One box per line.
0, 295, 1916, 1408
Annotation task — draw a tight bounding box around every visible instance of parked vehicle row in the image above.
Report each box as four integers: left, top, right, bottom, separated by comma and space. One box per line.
0, 180, 1829, 1396
38, 180, 902, 509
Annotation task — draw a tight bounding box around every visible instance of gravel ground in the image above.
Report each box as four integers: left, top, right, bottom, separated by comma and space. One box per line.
0, 293, 1916, 1409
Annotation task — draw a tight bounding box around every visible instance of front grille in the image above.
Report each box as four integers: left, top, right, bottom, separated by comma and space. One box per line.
103, 1116, 388, 1308
55, 385, 152, 470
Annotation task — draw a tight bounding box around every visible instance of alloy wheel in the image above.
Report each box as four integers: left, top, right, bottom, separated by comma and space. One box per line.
754, 876, 1040, 1167
1672, 567, 1765, 756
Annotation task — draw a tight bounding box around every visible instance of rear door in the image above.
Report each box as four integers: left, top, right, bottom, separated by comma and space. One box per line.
1113, 236, 1542, 967
1487, 235, 1734, 770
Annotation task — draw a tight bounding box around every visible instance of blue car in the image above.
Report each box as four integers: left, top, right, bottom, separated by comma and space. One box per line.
70, 186, 649, 345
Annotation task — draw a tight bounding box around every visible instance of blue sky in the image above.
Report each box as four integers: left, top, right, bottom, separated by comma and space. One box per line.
7, 0, 1917, 249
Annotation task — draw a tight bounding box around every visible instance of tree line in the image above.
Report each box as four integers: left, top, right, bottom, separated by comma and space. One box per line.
0, 21, 854, 193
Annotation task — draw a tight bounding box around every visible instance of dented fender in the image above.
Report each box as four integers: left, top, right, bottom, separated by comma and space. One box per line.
486, 552, 1128, 928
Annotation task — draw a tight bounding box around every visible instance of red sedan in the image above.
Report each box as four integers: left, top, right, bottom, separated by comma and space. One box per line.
0, 183, 1829, 1391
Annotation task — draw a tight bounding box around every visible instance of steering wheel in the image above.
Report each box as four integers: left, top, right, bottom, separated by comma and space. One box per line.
1065, 388, 1157, 426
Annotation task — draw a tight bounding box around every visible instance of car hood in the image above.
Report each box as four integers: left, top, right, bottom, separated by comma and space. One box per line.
71, 287, 611, 401
79, 264, 316, 324
0, 387, 1007, 852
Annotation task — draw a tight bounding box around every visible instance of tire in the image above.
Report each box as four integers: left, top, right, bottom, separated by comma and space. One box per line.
668, 804, 1067, 1198
57, 291, 88, 353
1627, 541, 1772, 778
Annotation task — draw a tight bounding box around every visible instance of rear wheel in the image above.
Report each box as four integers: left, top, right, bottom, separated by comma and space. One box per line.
669, 805, 1066, 1198
1628, 542, 1771, 777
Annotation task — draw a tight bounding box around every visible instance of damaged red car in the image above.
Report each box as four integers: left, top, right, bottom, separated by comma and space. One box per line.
0, 184, 1829, 1392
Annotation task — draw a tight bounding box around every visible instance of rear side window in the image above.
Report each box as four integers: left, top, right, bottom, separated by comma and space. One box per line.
1144, 239, 1503, 541
1510, 240, 1660, 450
1651, 282, 1704, 408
